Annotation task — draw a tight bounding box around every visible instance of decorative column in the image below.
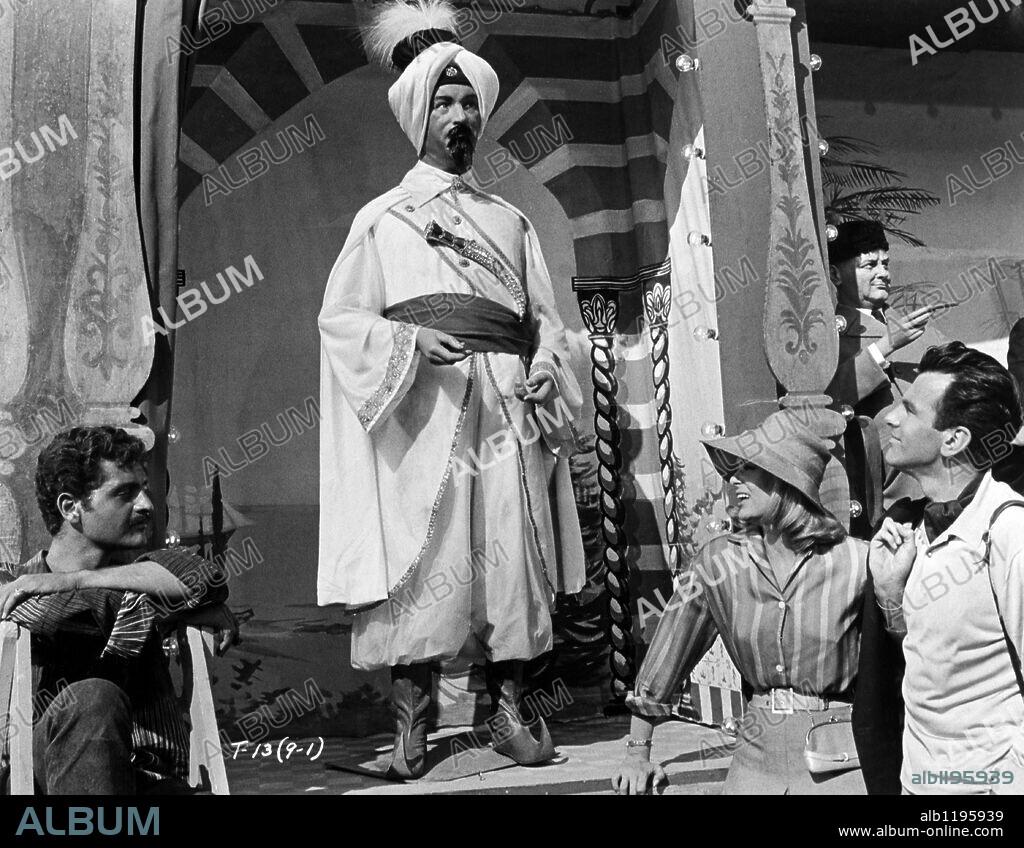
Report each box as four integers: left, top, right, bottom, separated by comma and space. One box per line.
0, 11, 31, 564
748, 0, 847, 492
0, 0, 154, 562
574, 287, 632, 703
640, 260, 681, 577
62, 0, 155, 442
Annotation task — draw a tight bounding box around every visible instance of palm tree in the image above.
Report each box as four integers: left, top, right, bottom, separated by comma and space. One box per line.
821, 133, 940, 247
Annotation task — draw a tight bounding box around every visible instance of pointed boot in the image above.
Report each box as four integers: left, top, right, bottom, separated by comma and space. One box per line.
385, 663, 432, 779
485, 660, 556, 765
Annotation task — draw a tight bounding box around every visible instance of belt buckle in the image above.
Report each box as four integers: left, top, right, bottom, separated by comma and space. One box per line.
770, 688, 795, 715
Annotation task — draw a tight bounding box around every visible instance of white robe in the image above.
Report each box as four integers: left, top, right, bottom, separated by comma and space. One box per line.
318, 160, 585, 668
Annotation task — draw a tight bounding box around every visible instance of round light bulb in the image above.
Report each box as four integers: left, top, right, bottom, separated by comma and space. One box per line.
167, 426, 180, 445
826, 224, 839, 242
817, 138, 830, 157
849, 500, 863, 519
809, 54, 823, 72
701, 422, 724, 438
834, 314, 848, 333
682, 144, 705, 161
675, 54, 700, 73
840, 404, 855, 421
165, 531, 181, 547
687, 231, 711, 247
693, 326, 719, 342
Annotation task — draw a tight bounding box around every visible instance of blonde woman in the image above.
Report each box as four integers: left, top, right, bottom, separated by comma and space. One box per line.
611, 410, 868, 794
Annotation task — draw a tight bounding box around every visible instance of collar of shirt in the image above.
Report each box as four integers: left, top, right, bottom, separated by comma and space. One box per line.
734, 532, 814, 593
921, 471, 1014, 552
837, 303, 884, 337
858, 305, 888, 324
401, 159, 478, 209
17, 550, 48, 575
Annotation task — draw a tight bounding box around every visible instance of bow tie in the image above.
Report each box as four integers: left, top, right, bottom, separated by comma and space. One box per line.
920, 474, 984, 542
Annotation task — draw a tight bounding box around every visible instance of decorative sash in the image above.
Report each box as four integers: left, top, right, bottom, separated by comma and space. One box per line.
384, 294, 534, 358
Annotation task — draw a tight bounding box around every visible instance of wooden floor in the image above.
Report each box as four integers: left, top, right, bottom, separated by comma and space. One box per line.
224, 716, 731, 795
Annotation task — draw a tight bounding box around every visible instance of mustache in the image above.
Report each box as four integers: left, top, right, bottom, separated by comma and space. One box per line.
446, 124, 476, 148
447, 122, 475, 139
446, 124, 476, 169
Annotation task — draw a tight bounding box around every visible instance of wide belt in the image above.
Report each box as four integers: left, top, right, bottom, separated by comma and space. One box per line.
384, 294, 534, 358
748, 688, 852, 715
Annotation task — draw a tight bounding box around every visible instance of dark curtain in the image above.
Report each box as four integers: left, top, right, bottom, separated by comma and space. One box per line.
133, 0, 205, 543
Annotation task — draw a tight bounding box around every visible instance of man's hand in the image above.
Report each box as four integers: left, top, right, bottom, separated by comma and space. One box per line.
168, 604, 240, 656
0, 572, 80, 619
880, 304, 945, 356
610, 753, 667, 795
869, 517, 917, 597
516, 370, 556, 404
416, 328, 469, 365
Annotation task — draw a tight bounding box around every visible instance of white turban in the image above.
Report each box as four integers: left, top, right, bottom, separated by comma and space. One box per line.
387, 41, 499, 153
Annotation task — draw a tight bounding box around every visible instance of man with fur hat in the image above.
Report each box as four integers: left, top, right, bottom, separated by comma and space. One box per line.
826, 220, 943, 534
317, 0, 584, 778
827, 220, 942, 420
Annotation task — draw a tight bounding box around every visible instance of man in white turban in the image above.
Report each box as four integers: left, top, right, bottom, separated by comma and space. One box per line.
317, 0, 585, 779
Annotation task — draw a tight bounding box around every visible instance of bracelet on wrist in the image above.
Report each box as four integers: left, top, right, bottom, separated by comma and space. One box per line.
626, 738, 652, 749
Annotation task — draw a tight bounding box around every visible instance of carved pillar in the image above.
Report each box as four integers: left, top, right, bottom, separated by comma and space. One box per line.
0, 0, 154, 562
748, 0, 847, 499
62, 1, 155, 441
640, 262, 681, 577
574, 288, 632, 703
0, 12, 30, 564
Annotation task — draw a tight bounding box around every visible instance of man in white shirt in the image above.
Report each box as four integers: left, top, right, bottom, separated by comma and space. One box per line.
869, 341, 1024, 794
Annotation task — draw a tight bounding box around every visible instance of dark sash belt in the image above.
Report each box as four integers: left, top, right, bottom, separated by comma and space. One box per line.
384, 294, 533, 358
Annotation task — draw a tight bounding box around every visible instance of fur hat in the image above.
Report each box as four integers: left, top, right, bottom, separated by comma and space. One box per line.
828, 220, 889, 266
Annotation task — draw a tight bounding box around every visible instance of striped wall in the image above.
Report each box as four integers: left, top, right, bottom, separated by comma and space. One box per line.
179, 0, 679, 277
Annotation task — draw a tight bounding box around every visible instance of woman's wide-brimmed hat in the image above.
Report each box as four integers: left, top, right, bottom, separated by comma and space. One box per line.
701, 409, 837, 512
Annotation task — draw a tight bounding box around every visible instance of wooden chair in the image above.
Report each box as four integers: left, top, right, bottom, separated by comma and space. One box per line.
178, 624, 230, 795
0, 621, 229, 795
0, 620, 33, 794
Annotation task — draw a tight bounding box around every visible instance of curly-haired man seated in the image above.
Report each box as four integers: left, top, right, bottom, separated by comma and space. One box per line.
0, 426, 237, 795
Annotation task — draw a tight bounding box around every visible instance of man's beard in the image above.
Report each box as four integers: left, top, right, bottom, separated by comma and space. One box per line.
447, 125, 476, 172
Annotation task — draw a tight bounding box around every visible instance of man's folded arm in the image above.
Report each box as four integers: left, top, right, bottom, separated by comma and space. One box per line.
133, 547, 230, 615
75, 561, 189, 604
52, 548, 231, 614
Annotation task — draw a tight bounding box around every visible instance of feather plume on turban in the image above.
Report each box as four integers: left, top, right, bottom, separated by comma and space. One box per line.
361, 0, 499, 153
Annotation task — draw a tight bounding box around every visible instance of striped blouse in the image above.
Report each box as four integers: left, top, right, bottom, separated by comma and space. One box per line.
1, 548, 229, 784
628, 532, 868, 717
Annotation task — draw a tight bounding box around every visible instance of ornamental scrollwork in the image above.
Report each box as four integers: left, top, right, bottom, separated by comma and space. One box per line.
579, 295, 618, 335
